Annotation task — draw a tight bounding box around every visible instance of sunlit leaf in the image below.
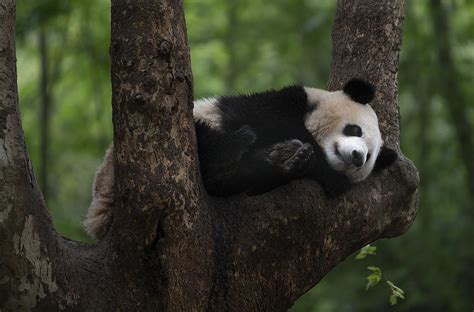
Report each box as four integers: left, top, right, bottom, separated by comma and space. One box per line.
355, 244, 377, 260
365, 266, 382, 290
387, 280, 405, 305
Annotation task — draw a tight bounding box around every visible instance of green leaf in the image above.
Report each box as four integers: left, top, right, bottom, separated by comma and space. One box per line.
387, 280, 405, 295
387, 280, 405, 305
365, 266, 382, 290
355, 245, 377, 260
390, 294, 397, 305
367, 266, 382, 273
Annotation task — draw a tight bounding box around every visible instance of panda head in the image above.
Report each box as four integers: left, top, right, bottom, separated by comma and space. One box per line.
304, 78, 397, 182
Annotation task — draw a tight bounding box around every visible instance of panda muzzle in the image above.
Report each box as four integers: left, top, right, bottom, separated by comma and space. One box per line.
351, 150, 364, 168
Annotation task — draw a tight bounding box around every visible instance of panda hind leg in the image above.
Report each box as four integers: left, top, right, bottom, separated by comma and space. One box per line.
84, 145, 115, 240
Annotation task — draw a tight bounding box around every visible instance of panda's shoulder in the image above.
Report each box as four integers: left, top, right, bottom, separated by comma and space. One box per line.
193, 85, 310, 128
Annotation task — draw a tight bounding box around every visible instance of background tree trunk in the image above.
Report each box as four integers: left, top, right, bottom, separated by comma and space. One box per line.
429, 0, 474, 204
429, 0, 474, 299
0, 0, 418, 311
38, 28, 50, 203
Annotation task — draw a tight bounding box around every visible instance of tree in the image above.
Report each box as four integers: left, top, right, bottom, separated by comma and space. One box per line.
38, 28, 51, 203
429, 0, 474, 204
0, 0, 418, 310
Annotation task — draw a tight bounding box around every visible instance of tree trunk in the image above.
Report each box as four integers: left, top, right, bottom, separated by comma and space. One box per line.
0, 0, 418, 311
429, 0, 474, 301
38, 28, 50, 203
429, 0, 474, 203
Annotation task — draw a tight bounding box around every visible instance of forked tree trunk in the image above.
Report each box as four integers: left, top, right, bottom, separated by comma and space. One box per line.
0, 0, 418, 311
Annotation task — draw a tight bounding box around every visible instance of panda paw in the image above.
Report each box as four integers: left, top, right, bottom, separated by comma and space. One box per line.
267, 139, 314, 175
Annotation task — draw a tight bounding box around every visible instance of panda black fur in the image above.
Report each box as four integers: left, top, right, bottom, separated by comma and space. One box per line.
84, 78, 397, 240
194, 78, 397, 197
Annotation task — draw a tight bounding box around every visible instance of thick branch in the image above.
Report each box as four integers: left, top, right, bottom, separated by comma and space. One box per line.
0, 2, 64, 309
108, 1, 215, 310
109, 0, 202, 247
206, 164, 417, 310
329, 0, 405, 145
203, 0, 419, 309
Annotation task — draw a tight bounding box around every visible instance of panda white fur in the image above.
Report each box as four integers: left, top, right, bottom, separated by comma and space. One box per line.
84, 78, 397, 240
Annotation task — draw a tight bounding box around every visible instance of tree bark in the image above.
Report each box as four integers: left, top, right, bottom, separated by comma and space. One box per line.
0, 0, 418, 311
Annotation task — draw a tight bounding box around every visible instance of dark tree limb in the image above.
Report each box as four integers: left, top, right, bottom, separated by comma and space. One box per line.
0, 0, 418, 311
0, 1, 60, 309
108, 1, 215, 309
330, 0, 405, 146
38, 28, 50, 203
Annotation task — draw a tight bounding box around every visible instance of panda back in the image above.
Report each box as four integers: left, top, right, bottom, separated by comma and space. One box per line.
211, 86, 312, 145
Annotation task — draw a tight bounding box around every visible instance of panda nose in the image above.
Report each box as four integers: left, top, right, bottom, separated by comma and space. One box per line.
352, 150, 364, 168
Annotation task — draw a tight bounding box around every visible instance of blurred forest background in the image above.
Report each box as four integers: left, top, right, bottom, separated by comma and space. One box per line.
15, 0, 473, 311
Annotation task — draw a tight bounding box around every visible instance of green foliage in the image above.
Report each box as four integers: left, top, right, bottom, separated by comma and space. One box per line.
387, 280, 405, 306
365, 266, 382, 290
355, 244, 377, 260
355, 245, 405, 305
17, 0, 111, 240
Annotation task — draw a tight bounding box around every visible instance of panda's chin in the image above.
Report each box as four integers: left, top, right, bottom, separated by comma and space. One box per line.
345, 165, 373, 183
323, 137, 375, 183
326, 154, 371, 183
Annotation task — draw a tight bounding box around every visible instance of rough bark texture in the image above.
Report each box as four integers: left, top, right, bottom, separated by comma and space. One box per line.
0, 0, 418, 311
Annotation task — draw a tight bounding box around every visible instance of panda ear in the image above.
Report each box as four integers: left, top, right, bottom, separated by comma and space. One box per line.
343, 78, 375, 104
373, 146, 398, 172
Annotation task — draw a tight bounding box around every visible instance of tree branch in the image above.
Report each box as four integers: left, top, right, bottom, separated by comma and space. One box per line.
108, 1, 215, 309
206, 167, 417, 310
109, 0, 202, 248
329, 0, 405, 145
0, 2, 66, 309
202, 0, 419, 309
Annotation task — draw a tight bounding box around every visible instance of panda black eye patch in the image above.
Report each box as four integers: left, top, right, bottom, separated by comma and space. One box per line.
343, 124, 362, 137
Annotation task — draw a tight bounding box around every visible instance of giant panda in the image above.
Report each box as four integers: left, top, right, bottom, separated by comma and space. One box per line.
84, 78, 397, 240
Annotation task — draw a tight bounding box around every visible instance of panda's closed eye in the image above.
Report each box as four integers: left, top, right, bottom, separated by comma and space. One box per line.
343, 124, 362, 137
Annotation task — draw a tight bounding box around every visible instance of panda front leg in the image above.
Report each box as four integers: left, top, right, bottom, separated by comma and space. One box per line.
198, 124, 259, 196
245, 139, 315, 195
266, 139, 314, 176
246, 139, 352, 197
